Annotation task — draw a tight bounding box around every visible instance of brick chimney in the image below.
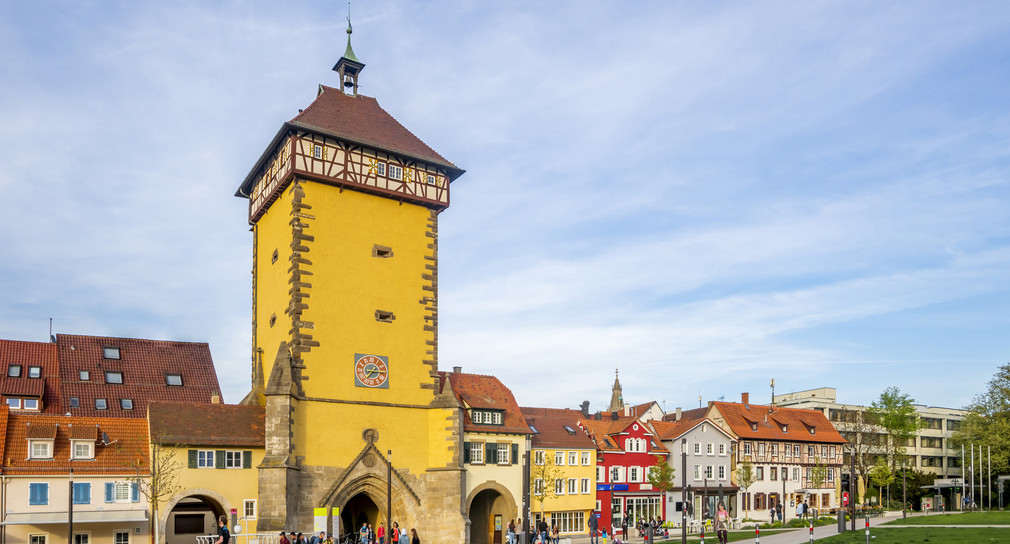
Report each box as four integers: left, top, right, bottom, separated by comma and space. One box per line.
453, 366, 462, 374
742, 392, 750, 406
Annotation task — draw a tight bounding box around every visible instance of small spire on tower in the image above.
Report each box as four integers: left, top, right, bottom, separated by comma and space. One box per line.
332, 3, 365, 96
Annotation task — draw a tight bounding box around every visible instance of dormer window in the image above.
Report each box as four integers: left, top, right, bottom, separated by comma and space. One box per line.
6, 398, 21, 409
809, 427, 816, 435
471, 409, 504, 425
28, 366, 41, 378
7, 365, 21, 377
781, 424, 788, 433
103, 346, 121, 360
72, 440, 94, 460
750, 422, 758, 431
23, 398, 39, 410
29, 440, 53, 459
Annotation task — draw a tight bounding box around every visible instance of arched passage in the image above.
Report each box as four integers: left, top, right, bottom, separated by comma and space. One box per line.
162, 490, 230, 544
342, 493, 380, 541
467, 485, 516, 544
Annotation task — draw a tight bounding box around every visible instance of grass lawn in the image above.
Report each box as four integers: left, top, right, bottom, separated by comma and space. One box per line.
884, 511, 1010, 525
813, 526, 1009, 543
654, 529, 794, 543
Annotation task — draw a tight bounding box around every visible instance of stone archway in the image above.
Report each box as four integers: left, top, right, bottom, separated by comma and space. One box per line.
161, 488, 231, 544
326, 474, 413, 541
467, 483, 518, 544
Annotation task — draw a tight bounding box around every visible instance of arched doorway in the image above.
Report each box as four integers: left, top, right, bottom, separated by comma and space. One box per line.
165, 493, 226, 544
469, 489, 509, 544
341, 492, 380, 541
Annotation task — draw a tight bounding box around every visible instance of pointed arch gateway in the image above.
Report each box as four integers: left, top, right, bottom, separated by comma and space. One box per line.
320, 432, 421, 540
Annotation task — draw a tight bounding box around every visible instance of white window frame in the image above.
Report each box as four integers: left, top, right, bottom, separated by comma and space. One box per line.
72, 441, 94, 460
375, 162, 386, 176
30, 535, 47, 544
694, 443, 701, 454
197, 450, 215, 468
497, 443, 510, 465
743, 442, 752, 455
79, 370, 89, 381
113, 481, 131, 502
569, 451, 578, 465
707, 443, 714, 455
555, 478, 565, 495
718, 465, 726, 480
114, 531, 130, 544
555, 451, 565, 466
28, 366, 41, 378
534, 479, 543, 495
705, 465, 713, 479
388, 164, 403, 180
73, 532, 90, 544
718, 443, 726, 456
534, 450, 545, 465
23, 398, 39, 410
568, 478, 577, 494
29, 440, 53, 459
629, 466, 639, 483
610, 466, 621, 483
244, 499, 257, 518
597, 466, 606, 483
693, 465, 700, 480
469, 442, 484, 465
581, 451, 591, 465
7, 398, 21, 409
581, 478, 591, 494
225, 450, 243, 469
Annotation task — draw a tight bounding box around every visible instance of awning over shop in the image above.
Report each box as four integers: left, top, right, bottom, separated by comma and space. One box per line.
2, 509, 148, 525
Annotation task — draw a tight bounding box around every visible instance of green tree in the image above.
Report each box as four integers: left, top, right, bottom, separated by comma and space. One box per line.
647, 456, 676, 494
870, 387, 924, 504
950, 363, 1010, 500
530, 453, 564, 519
810, 455, 828, 491
868, 457, 895, 504
736, 458, 757, 519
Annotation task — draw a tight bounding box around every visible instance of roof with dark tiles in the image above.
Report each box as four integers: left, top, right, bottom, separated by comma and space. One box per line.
662, 407, 708, 422
2, 412, 150, 476
55, 334, 222, 418
0, 339, 61, 411
520, 407, 596, 450
148, 402, 264, 447
439, 371, 530, 435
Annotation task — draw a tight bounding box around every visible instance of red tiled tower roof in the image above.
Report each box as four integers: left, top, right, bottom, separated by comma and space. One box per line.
148, 402, 264, 447
56, 334, 222, 418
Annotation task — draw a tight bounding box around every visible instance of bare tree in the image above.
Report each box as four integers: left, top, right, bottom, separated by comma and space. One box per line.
736, 458, 757, 519
530, 454, 564, 521
126, 440, 184, 544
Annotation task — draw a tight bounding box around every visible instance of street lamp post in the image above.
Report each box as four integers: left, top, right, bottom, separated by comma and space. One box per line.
681, 439, 687, 544
387, 450, 392, 544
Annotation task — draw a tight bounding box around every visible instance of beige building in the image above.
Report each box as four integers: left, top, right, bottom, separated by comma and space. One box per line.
774, 387, 966, 479
441, 369, 530, 544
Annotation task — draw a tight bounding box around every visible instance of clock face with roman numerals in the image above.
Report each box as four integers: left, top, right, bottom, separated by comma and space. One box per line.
354, 354, 389, 388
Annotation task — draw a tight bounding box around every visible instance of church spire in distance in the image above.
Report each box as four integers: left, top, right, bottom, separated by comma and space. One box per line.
332, 4, 365, 96
608, 367, 624, 412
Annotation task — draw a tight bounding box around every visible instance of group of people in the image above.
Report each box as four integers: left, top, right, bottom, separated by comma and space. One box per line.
279, 531, 333, 544
359, 521, 420, 544
795, 500, 811, 519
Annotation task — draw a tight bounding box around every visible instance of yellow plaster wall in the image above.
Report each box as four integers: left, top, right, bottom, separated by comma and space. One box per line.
531, 448, 596, 534
168, 446, 264, 514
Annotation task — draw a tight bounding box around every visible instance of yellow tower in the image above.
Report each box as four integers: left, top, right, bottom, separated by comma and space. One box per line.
236, 21, 467, 540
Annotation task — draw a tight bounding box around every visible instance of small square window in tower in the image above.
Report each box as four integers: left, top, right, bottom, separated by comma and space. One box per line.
372, 244, 393, 258
374, 310, 395, 323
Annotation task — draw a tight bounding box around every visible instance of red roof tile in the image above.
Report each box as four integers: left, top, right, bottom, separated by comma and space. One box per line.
56, 334, 222, 418
291, 87, 459, 172
148, 402, 264, 447
579, 417, 669, 454
25, 423, 58, 439
710, 401, 847, 444
2, 412, 150, 476
520, 407, 597, 450
440, 371, 530, 435
0, 339, 61, 411
662, 407, 708, 422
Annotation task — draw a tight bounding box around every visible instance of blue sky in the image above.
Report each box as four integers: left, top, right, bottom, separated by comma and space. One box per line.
1, 1, 1008, 413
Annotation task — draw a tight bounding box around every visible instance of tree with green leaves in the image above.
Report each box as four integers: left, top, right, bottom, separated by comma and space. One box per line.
868, 457, 895, 505
810, 455, 828, 491
736, 458, 757, 519
870, 387, 923, 505
950, 363, 1010, 502
530, 453, 564, 519
647, 456, 676, 494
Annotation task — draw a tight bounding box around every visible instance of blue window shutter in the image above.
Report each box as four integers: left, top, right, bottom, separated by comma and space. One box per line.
84, 482, 91, 504
131, 482, 140, 502
105, 482, 114, 503
29, 483, 41, 505
41, 483, 48, 505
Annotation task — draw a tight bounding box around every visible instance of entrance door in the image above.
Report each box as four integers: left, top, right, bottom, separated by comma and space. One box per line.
493, 514, 502, 544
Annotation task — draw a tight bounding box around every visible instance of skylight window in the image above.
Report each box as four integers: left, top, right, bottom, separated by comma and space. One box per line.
529, 424, 539, 434
79, 370, 90, 381
103, 346, 121, 360
166, 374, 183, 386
7, 365, 21, 377
28, 366, 41, 378
95, 398, 108, 410
563, 425, 576, 435
120, 399, 134, 410
105, 372, 123, 384
70, 397, 80, 408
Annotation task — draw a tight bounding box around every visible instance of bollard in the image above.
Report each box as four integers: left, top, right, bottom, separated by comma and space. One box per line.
808, 521, 814, 544
755, 526, 760, 544
699, 525, 704, 544
864, 515, 870, 544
